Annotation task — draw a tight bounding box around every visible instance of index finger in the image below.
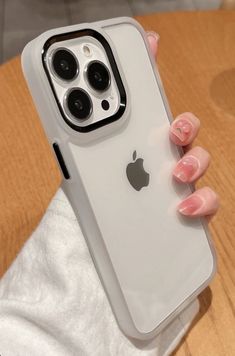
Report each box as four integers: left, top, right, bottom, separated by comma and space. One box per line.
146, 31, 159, 58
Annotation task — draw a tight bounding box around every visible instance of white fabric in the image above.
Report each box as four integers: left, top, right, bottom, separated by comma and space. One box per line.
0, 188, 199, 355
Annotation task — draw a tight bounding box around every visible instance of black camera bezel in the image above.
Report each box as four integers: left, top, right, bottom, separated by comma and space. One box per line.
42, 29, 127, 133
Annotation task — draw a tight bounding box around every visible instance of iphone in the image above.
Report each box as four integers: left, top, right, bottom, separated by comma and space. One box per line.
21, 17, 216, 340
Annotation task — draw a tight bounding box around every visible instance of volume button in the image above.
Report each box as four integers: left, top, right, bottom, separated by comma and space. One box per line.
52, 143, 70, 179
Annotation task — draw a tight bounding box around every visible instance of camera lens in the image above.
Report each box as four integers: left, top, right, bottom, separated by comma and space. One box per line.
87, 61, 110, 92
66, 88, 92, 120
52, 49, 78, 81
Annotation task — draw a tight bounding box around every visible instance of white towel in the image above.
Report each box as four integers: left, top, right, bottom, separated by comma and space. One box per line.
0, 188, 199, 355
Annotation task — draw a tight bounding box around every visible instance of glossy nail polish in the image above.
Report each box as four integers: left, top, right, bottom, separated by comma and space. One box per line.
178, 195, 204, 215
171, 119, 193, 142
173, 156, 199, 182
147, 31, 160, 42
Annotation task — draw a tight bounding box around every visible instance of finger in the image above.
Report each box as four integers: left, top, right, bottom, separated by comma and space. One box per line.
178, 187, 219, 217
173, 146, 211, 183
146, 31, 160, 58
170, 112, 200, 146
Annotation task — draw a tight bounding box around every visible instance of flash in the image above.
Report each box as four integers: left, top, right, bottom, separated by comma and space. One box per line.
83, 45, 92, 57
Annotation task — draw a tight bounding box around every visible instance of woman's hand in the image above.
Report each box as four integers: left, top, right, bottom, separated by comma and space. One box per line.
147, 32, 219, 218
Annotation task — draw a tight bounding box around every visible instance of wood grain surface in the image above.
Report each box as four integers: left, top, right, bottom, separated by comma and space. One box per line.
0, 10, 234, 356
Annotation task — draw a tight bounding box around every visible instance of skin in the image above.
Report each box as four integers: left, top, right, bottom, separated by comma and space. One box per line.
146, 32, 219, 218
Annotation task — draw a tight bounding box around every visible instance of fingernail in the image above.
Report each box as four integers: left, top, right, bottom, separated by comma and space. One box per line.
178, 195, 204, 215
173, 156, 199, 182
171, 118, 193, 142
147, 31, 160, 42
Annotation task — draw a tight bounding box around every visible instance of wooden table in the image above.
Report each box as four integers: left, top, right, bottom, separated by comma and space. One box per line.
0, 10, 234, 356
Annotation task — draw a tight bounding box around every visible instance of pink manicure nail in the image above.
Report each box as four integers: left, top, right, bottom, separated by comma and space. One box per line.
178, 195, 204, 215
173, 156, 199, 182
171, 119, 193, 142
147, 31, 160, 42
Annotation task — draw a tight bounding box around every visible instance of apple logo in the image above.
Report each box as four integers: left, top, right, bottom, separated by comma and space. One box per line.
126, 150, 150, 191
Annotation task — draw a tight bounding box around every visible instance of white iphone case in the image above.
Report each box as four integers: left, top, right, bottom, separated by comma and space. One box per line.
21, 17, 216, 340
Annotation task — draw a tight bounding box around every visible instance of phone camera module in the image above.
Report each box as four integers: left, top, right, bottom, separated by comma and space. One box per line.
66, 88, 92, 120
52, 49, 78, 81
87, 61, 110, 92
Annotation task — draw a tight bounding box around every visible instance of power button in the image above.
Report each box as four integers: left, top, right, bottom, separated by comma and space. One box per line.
52, 143, 70, 179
